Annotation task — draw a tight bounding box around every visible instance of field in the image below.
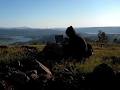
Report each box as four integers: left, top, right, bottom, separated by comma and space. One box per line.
79, 44, 120, 72
0, 44, 120, 89
0, 44, 120, 73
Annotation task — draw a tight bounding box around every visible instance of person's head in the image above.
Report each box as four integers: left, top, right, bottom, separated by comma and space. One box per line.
66, 26, 76, 37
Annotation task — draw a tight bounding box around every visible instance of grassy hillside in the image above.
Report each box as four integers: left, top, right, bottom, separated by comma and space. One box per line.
0, 44, 120, 73
79, 44, 120, 72
0, 45, 45, 64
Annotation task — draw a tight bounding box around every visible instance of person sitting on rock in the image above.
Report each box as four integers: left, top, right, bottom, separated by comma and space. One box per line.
63, 26, 88, 62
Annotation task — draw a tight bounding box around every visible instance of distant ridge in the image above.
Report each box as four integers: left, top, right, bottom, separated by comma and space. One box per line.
0, 26, 120, 45
0, 26, 120, 34
76, 27, 120, 34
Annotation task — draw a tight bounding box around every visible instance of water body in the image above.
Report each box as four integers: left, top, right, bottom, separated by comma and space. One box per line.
0, 36, 32, 45
11, 36, 32, 42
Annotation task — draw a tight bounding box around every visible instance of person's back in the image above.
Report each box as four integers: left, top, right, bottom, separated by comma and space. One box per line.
63, 26, 87, 60
85, 43, 93, 58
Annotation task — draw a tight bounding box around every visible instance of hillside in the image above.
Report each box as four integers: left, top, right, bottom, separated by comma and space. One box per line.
0, 27, 120, 45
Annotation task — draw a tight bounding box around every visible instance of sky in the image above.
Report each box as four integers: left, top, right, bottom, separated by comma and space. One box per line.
0, 0, 120, 28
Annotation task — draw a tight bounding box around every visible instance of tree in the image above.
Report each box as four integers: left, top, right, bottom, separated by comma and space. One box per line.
98, 30, 108, 43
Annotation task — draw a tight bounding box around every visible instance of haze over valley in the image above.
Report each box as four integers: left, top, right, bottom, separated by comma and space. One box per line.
0, 27, 120, 45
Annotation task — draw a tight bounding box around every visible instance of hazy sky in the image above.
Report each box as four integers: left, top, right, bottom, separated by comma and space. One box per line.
0, 0, 120, 28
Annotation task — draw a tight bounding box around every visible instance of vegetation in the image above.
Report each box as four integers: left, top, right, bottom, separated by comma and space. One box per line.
0, 27, 119, 90
97, 31, 108, 43
0, 44, 120, 73
0, 43, 119, 89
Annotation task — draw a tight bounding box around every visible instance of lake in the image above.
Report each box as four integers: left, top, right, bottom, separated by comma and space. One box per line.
0, 35, 32, 45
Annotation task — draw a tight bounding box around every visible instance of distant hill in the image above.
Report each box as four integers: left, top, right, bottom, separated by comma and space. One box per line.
76, 27, 120, 34
0, 27, 120, 45
0, 28, 65, 45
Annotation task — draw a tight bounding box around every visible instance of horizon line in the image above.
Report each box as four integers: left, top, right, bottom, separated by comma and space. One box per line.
1, 26, 120, 29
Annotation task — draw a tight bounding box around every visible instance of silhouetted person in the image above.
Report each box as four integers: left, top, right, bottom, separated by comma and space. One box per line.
85, 43, 93, 58
63, 26, 87, 62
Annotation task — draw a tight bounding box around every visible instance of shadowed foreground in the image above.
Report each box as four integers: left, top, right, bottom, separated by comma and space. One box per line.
0, 45, 120, 90
0, 26, 120, 90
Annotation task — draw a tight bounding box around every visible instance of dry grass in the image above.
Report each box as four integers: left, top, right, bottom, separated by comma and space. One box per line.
0, 44, 120, 73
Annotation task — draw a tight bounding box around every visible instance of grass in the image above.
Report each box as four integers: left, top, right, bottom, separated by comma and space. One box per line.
0, 45, 45, 64
54, 44, 120, 73
79, 44, 120, 73
0, 44, 120, 73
